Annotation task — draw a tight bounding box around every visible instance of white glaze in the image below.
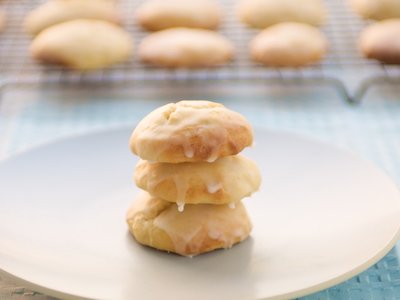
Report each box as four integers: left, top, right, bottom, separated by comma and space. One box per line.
208, 229, 221, 240
184, 147, 194, 158
173, 174, 189, 208
233, 228, 246, 240
177, 202, 185, 212
154, 205, 204, 254
206, 155, 218, 163
207, 182, 222, 194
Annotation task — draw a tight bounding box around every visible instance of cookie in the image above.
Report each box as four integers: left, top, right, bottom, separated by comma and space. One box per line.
359, 19, 400, 64
138, 28, 234, 68
30, 19, 133, 70
237, 0, 326, 29
135, 155, 261, 207
129, 101, 253, 163
126, 192, 252, 257
349, 0, 400, 20
0, 11, 6, 32
250, 22, 328, 67
136, 0, 221, 31
24, 0, 121, 35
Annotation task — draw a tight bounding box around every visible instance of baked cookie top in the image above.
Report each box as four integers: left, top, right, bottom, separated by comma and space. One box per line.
24, 0, 121, 35
130, 100, 253, 163
250, 22, 328, 67
138, 27, 234, 68
349, 0, 400, 20
237, 0, 326, 29
136, 0, 221, 31
359, 19, 400, 64
30, 19, 133, 70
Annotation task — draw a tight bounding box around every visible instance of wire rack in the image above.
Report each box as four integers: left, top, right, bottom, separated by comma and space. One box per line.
0, 0, 400, 102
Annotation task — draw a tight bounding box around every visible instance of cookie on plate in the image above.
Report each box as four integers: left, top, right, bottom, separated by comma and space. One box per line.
359, 19, 400, 64
138, 28, 234, 68
30, 19, 133, 70
126, 192, 252, 257
136, 0, 221, 31
24, 0, 121, 35
129, 100, 253, 163
250, 22, 328, 67
135, 155, 261, 206
349, 0, 400, 20
237, 0, 326, 29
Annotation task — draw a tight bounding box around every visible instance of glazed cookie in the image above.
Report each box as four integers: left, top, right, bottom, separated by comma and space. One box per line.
30, 19, 133, 70
24, 0, 121, 35
126, 192, 252, 256
349, 0, 400, 20
135, 155, 261, 208
138, 28, 234, 68
136, 0, 221, 31
237, 0, 326, 29
250, 22, 328, 67
359, 19, 400, 64
130, 101, 253, 163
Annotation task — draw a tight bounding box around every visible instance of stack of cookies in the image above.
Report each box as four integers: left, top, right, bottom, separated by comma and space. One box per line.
126, 100, 261, 257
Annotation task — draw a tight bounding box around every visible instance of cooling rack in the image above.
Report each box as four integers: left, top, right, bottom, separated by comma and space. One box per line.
0, 0, 399, 102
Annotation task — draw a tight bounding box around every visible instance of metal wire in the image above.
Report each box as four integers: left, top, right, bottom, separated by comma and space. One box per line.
0, 0, 399, 102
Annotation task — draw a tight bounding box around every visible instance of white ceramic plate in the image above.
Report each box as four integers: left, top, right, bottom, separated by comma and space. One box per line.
0, 128, 399, 300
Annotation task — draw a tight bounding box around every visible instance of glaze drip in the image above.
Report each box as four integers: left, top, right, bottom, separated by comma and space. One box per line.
177, 202, 185, 212
184, 147, 194, 158
207, 182, 222, 194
